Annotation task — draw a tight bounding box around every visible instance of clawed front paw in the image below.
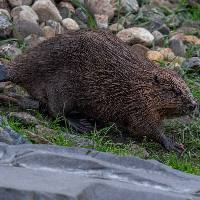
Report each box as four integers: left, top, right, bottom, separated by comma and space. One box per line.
160, 135, 184, 154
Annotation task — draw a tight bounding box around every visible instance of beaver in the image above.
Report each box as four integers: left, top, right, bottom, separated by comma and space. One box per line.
0, 30, 197, 153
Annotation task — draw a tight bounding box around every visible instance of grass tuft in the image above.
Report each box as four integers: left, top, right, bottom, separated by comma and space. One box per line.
70, 0, 97, 28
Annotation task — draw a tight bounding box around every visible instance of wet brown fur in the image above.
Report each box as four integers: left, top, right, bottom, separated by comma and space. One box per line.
6, 30, 196, 150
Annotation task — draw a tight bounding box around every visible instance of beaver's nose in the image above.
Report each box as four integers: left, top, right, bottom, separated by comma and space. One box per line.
188, 101, 197, 111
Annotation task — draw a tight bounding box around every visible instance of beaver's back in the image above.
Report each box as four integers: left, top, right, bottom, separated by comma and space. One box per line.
8, 30, 156, 83
7, 30, 157, 120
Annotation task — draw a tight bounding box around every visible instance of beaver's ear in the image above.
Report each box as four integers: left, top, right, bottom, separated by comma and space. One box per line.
153, 74, 160, 84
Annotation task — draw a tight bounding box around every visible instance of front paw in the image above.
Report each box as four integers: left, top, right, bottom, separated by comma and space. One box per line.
160, 135, 184, 154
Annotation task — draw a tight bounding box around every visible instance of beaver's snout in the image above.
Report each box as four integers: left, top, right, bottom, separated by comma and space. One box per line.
188, 100, 198, 111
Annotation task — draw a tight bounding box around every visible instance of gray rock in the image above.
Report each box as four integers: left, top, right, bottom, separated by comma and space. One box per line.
11, 5, 39, 24
152, 30, 164, 46
7, 0, 32, 7
149, 0, 179, 10
117, 27, 154, 46
0, 43, 22, 59
32, 0, 62, 22
24, 34, 46, 48
166, 15, 182, 29
42, 25, 55, 38
0, 0, 10, 11
183, 57, 200, 71
0, 14, 12, 38
64, 133, 95, 147
157, 23, 170, 35
46, 19, 64, 34
182, 21, 200, 29
0, 143, 199, 199
123, 13, 135, 26
95, 14, 108, 29
169, 38, 186, 57
140, 6, 165, 22
84, 0, 114, 18
109, 23, 124, 33
57, 1, 74, 19
13, 19, 43, 40
0, 9, 11, 19
34, 125, 94, 147
176, 26, 199, 36
7, 112, 39, 126
0, 126, 28, 145
147, 20, 170, 35
120, 0, 139, 13
75, 8, 88, 24
0, 82, 8, 93
62, 18, 80, 31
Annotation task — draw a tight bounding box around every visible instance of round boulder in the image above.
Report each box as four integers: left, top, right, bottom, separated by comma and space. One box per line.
84, 0, 114, 18
13, 19, 43, 40
0, 9, 11, 19
147, 50, 164, 62
62, 18, 80, 31
32, 0, 62, 23
46, 20, 64, 34
95, 14, 108, 29
117, 27, 154, 46
11, 5, 39, 24
109, 23, 124, 33
0, 43, 22, 60
8, 0, 32, 7
0, 14, 12, 38
183, 57, 200, 71
112, 0, 139, 13
0, 0, 10, 11
169, 38, 186, 57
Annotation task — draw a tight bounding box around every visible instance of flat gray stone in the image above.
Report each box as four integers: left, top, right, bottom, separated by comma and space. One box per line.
183, 57, 200, 71
0, 143, 199, 200
169, 38, 186, 57
0, 13, 12, 38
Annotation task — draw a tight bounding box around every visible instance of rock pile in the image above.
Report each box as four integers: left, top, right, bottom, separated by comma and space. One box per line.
0, 0, 199, 68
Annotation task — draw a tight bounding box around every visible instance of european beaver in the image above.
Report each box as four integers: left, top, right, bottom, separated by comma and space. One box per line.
0, 30, 197, 153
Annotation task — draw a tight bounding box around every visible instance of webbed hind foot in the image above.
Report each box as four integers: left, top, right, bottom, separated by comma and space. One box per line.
67, 111, 104, 133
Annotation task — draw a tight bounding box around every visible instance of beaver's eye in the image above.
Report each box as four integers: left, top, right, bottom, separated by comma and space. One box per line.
154, 75, 160, 84
172, 88, 182, 96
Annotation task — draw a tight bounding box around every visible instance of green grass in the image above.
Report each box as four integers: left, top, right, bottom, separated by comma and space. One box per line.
0, 38, 27, 61
70, 0, 97, 28
143, 115, 200, 175
187, 78, 200, 102
185, 44, 200, 58
188, 7, 200, 21
1, 102, 199, 175
176, 1, 200, 21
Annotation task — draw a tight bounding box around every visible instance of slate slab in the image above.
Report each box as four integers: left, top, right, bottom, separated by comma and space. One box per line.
0, 143, 199, 200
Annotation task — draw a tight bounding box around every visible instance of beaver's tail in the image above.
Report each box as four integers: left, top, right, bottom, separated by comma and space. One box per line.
0, 64, 9, 82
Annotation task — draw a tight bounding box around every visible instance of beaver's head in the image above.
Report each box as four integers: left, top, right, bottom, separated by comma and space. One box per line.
151, 69, 197, 118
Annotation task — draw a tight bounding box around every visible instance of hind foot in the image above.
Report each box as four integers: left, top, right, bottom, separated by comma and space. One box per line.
67, 111, 95, 133
160, 135, 184, 154
67, 111, 104, 133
